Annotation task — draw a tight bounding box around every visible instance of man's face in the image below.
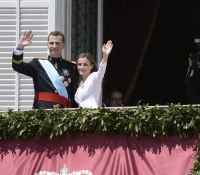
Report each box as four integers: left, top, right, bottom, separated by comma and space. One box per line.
47, 35, 66, 58
107, 91, 123, 107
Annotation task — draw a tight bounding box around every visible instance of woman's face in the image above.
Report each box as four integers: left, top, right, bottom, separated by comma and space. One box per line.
77, 57, 94, 78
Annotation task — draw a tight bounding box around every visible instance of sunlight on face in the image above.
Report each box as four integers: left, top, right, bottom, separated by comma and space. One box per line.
47, 35, 66, 58
77, 57, 94, 78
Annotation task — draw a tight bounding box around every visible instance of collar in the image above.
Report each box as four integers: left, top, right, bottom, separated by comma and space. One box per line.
48, 55, 62, 62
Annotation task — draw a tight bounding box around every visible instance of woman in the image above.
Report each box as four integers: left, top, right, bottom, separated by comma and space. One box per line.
75, 40, 113, 108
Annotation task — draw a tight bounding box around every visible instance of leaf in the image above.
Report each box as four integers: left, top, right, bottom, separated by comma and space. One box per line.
19, 129, 25, 136
101, 120, 104, 126
50, 132, 54, 139
135, 124, 138, 132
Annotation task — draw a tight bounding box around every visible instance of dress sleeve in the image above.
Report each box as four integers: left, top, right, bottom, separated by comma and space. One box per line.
92, 61, 107, 82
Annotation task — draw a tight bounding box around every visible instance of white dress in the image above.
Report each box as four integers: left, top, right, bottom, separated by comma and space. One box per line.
75, 62, 107, 108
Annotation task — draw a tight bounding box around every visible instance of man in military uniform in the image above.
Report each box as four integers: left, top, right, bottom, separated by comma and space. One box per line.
12, 30, 79, 109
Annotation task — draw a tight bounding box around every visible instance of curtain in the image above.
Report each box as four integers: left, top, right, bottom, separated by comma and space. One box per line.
71, 0, 97, 61
103, 0, 161, 104
0, 133, 197, 175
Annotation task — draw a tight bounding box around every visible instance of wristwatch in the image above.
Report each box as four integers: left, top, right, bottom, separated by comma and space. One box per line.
16, 47, 23, 50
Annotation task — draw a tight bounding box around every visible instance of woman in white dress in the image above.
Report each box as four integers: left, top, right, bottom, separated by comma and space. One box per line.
75, 40, 113, 108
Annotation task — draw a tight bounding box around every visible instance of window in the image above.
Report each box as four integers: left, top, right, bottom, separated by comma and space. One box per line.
0, 0, 56, 111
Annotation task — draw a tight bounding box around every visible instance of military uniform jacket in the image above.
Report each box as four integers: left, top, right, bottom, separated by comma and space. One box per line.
12, 52, 79, 109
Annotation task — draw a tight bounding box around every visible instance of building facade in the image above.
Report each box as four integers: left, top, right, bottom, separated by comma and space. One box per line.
0, 0, 103, 111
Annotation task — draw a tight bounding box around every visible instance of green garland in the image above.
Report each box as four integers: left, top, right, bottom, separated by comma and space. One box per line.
0, 103, 200, 174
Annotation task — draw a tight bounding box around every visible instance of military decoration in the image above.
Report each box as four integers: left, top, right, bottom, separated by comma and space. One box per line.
64, 81, 68, 87
60, 76, 65, 81
62, 69, 70, 76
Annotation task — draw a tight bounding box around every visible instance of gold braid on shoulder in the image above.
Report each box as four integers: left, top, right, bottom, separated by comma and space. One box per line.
35, 56, 48, 60
62, 58, 77, 64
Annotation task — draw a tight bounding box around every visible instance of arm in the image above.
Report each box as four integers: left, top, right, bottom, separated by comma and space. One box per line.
92, 40, 113, 82
12, 30, 36, 76
70, 64, 79, 108
187, 54, 200, 77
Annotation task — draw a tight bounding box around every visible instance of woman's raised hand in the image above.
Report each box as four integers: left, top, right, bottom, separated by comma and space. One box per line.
102, 40, 113, 56
102, 40, 113, 63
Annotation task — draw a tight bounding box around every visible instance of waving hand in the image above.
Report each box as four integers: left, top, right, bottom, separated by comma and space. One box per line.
17, 30, 34, 49
102, 40, 113, 63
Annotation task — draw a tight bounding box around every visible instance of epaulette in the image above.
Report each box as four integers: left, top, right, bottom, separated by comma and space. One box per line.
62, 58, 77, 64
35, 56, 48, 60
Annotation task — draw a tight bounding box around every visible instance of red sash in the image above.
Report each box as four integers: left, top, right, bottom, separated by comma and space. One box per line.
34, 92, 71, 108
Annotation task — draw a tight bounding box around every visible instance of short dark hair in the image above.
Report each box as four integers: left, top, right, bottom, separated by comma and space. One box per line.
48, 31, 65, 43
106, 87, 123, 99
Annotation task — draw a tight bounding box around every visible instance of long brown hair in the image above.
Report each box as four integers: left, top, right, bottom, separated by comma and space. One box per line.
76, 53, 98, 73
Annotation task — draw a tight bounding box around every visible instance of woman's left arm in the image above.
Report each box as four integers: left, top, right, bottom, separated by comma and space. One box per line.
102, 40, 113, 64
92, 40, 113, 82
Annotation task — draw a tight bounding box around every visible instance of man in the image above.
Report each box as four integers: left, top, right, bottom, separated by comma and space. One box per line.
184, 55, 200, 104
184, 40, 200, 104
106, 87, 123, 107
12, 30, 79, 109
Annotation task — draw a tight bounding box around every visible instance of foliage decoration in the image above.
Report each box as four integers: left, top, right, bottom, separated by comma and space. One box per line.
0, 103, 200, 174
